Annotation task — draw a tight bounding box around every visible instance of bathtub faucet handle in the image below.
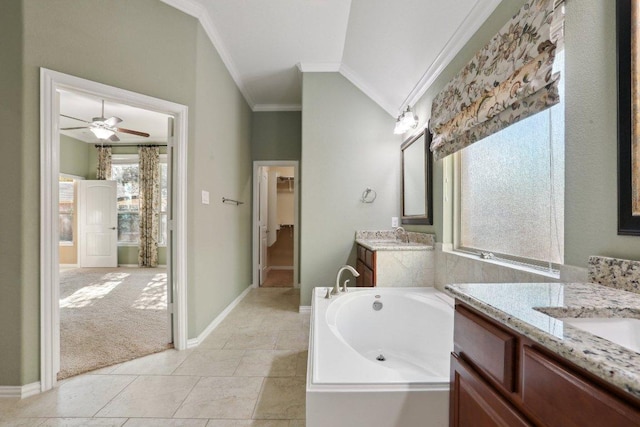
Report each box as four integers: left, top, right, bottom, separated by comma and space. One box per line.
334, 265, 360, 295
342, 279, 350, 293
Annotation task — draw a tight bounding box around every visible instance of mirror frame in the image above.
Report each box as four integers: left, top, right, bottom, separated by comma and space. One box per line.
617, 0, 640, 235
401, 128, 433, 225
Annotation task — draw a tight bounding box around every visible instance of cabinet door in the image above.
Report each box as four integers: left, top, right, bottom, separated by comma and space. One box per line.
355, 260, 365, 287
450, 354, 531, 427
363, 264, 374, 287
522, 346, 640, 427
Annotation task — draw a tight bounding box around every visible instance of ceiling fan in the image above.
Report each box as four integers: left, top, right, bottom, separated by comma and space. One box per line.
60, 100, 150, 142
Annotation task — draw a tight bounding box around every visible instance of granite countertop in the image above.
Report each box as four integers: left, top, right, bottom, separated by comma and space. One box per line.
355, 230, 434, 251
445, 282, 640, 399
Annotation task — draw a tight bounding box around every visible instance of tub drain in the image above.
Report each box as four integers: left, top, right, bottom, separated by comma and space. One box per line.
376, 354, 386, 362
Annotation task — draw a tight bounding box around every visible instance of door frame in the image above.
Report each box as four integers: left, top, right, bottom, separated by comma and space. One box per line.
40, 68, 189, 392
252, 161, 299, 288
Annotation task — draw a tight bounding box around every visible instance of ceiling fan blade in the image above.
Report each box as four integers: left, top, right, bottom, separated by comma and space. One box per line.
104, 116, 123, 127
108, 134, 120, 142
60, 114, 91, 123
60, 127, 89, 130
116, 127, 150, 138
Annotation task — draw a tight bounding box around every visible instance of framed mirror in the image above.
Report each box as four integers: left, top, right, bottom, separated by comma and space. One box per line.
617, 0, 640, 235
401, 129, 433, 225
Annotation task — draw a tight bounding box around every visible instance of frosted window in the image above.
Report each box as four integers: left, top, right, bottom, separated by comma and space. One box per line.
459, 51, 565, 265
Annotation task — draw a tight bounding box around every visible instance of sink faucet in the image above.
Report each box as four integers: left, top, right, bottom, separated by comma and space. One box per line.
394, 226, 408, 243
333, 265, 359, 295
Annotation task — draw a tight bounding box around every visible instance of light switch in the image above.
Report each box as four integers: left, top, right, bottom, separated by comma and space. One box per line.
391, 217, 399, 227
201, 190, 210, 205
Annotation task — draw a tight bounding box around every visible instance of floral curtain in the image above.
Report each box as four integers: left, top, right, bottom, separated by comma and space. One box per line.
96, 145, 112, 180
138, 146, 160, 267
429, 0, 561, 160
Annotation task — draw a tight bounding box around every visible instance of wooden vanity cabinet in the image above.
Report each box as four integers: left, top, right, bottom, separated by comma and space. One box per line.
355, 244, 375, 287
450, 302, 640, 427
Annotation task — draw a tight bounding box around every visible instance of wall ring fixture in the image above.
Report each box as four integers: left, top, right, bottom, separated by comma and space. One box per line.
361, 188, 377, 203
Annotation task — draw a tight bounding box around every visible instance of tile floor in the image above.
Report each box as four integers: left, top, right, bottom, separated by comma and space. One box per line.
0, 288, 308, 427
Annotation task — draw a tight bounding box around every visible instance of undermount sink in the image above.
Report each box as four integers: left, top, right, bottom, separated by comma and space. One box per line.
561, 317, 640, 354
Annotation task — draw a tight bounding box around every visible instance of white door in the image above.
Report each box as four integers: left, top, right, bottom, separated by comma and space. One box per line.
78, 180, 118, 267
259, 168, 269, 285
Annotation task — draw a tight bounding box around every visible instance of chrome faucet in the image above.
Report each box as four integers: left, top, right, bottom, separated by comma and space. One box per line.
333, 265, 359, 295
394, 226, 409, 243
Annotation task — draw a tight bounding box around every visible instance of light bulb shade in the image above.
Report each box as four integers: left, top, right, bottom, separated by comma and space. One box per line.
394, 117, 408, 134
90, 126, 115, 140
400, 108, 418, 129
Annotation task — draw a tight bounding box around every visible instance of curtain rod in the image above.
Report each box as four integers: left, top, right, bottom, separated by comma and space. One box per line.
94, 143, 167, 148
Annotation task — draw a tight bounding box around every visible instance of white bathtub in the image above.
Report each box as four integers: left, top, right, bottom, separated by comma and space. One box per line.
306, 287, 454, 427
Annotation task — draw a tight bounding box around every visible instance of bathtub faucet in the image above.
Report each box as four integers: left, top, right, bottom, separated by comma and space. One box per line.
333, 265, 359, 295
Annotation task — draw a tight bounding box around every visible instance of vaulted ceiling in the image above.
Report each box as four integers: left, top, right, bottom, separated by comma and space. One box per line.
161, 0, 501, 116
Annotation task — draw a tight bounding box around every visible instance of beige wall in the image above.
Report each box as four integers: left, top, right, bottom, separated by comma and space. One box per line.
0, 0, 252, 386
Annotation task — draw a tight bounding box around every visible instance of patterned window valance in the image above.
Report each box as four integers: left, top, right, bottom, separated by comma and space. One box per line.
429, 0, 562, 160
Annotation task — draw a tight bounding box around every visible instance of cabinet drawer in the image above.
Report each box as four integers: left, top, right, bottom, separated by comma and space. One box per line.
454, 305, 517, 392
451, 353, 531, 427
522, 346, 640, 427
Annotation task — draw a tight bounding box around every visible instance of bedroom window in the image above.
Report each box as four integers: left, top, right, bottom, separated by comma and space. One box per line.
112, 154, 167, 246
58, 176, 75, 245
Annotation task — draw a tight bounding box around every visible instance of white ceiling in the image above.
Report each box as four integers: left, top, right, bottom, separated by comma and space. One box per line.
162, 0, 501, 116
59, 90, 170, 144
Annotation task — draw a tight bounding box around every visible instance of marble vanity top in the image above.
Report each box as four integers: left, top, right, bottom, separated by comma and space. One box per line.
445, 282, 640, 399
355, 230, 434, 251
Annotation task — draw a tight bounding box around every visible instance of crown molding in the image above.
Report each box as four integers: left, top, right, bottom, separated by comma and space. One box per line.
402, 0, 502, 110
253, 104, 302, 112
160, 0, 256, 109
297, 62, 342, 73
338, 64, 396, 117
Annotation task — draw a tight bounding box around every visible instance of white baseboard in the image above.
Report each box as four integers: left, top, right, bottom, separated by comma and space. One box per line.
299, 306, 311, 314
0, 382, 41, 399
186, 285, 253, 348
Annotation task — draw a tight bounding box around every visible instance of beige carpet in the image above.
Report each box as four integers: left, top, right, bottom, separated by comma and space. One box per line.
59, 267, 172, 380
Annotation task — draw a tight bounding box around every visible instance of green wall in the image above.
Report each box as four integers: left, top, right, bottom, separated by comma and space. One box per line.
0, 0, 25, 388
60, 135, 90, 178
563, 0, 640, 265
1, 0, 253, 386
410, 0, 640, 268
190, 25, 252, 334
300, 73, 401, 305
251, 111, 301, 161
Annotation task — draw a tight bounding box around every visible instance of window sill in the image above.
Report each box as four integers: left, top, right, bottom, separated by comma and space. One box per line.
117, 243, 168, 248
59, 242, 74, 247
442, 245, 561, 280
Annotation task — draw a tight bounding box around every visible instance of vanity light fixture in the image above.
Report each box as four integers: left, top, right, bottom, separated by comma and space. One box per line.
393, 106, 418, 134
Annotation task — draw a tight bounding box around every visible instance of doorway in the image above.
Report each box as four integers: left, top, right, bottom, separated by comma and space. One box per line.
40, 68, 188, 391
253, 161, 299, 289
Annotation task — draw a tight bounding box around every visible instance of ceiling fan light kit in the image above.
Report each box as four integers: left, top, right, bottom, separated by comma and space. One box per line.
60, 99, 150, 142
